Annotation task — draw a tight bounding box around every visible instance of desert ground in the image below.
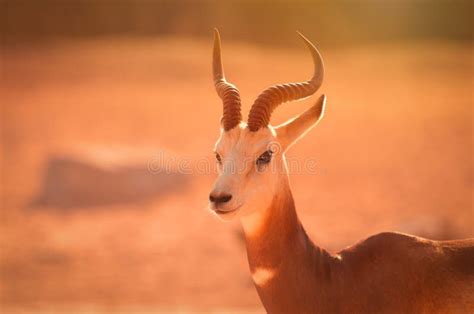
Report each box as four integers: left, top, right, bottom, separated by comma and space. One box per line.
1, 37, 473, 313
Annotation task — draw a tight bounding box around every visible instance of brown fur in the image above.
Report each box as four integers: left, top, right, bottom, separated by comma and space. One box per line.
243, 183, 474, 314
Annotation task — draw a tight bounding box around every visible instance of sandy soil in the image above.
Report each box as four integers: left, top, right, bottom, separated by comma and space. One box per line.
1, 37, 472, 313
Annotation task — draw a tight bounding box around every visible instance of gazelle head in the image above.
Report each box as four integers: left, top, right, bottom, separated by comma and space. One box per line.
209, 29, 326, 221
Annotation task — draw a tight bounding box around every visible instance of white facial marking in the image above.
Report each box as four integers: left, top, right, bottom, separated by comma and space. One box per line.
209, 126, 284, 220
252, 267, 277, 286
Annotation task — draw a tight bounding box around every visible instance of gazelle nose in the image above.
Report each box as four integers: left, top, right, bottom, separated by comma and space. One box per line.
209, 193, 232, 204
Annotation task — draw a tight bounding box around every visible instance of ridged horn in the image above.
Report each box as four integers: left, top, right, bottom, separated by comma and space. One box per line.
213, 29, 242, 131
247, 32, 324, 132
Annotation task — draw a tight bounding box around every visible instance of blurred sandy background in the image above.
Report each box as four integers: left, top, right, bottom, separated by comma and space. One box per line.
1, 1, 473, 313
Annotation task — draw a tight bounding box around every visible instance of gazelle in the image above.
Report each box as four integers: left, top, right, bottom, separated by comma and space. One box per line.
208, 29, 474, 313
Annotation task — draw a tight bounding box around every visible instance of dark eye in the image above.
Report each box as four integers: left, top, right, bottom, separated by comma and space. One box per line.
215, 153, 222, 164
256, 150, 272, 165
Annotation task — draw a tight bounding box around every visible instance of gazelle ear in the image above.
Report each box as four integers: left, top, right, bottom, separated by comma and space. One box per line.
275, 94, 326, 151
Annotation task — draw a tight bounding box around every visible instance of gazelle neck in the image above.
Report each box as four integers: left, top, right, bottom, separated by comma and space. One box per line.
240, 174, 340, 313
241, 178, 307, 270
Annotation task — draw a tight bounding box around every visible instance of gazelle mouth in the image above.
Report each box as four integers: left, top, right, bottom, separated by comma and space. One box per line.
214, 204, 242, 215
215, 209, 235, 215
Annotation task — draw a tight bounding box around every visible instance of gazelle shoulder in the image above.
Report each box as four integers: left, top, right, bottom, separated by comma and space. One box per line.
337, 232, 435, 261
338, 232, 474, 269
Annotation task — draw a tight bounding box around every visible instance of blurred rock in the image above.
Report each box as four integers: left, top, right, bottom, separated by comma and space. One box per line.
32, 156, 190, 208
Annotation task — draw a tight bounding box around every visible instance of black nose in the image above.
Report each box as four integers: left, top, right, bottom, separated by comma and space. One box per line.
209, 193, 232, 204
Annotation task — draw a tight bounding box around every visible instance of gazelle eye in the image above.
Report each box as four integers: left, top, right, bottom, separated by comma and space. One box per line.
256, 150, 272, 165
215, 153, 222, 164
